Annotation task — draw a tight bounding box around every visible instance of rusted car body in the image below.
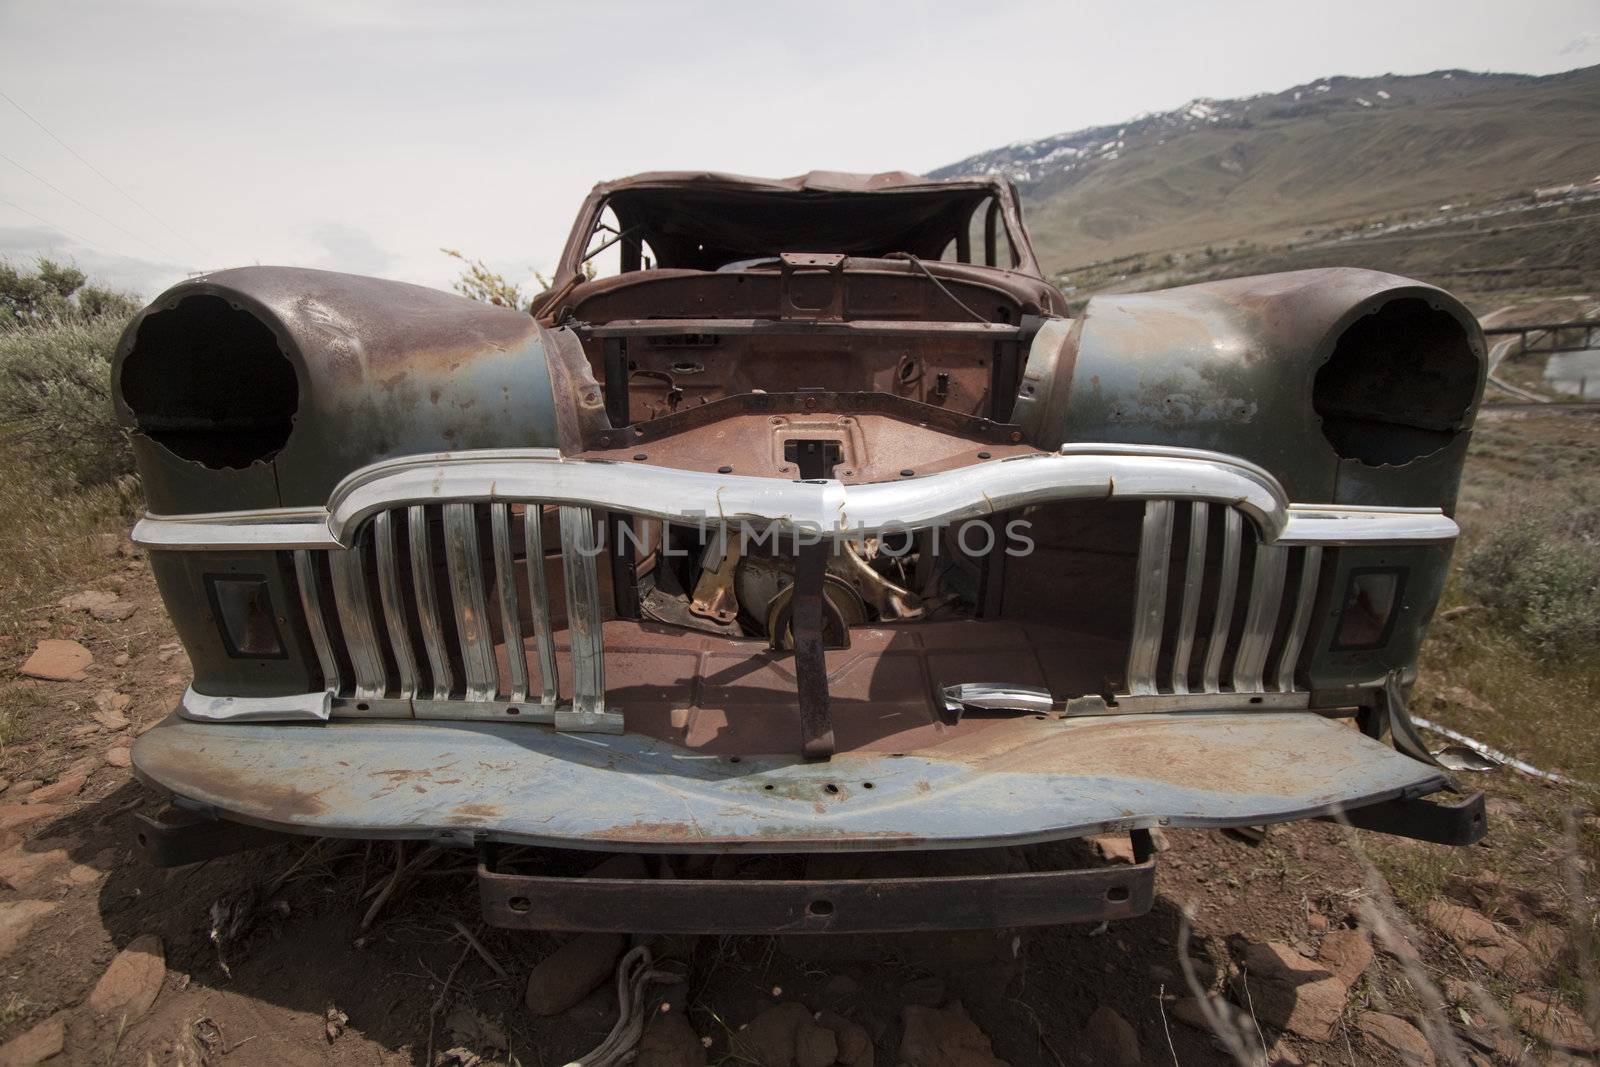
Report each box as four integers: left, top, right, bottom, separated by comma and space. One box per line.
118, 171, 1487, 932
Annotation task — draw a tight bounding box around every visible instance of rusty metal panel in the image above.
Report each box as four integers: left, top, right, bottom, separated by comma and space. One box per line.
131, 711, 1448, 852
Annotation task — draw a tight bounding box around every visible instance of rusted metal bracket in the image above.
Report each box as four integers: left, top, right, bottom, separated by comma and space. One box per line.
1322, 791, 1486, 846
601, 336, 629, 426
792, 540, 835, 761
134, 808, 297, 868
477, 836, 1155, 934
584, 390, 1025, 451
778, 252, 847, 321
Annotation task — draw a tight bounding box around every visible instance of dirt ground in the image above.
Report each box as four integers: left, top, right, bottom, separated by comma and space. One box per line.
0, 530, 1591, 1067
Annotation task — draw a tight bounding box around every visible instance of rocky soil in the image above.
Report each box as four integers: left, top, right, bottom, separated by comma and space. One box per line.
0, 538, 1592, 1066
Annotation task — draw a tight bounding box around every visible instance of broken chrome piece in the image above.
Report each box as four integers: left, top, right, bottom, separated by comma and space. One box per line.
1432, 745, 1502, 773
1380, 670, 1446, 771
940, 683, 1056, 722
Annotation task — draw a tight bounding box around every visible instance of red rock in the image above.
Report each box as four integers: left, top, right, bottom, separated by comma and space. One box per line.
0, 845, 68, 891
59, 590, 119, 614
90, 600, 137, 622
0, 805, 60, 830
815, 1009, 873, 1067
731, 1002, 811, 1066
635, 1012, 706, 1067
88, 933, 165, 1022
103, 747, 131, 768
1425, 901, 1501, 946
898, 1003, 1005, 1067
524, 932, 625, 1015
1171, 994, 1253, 1034
18, 639, 91, 681
1084, 1005, 1141, 1066
0, 900, 58, 958
1426, 901, 1543, 982
1318, 928, 1374, 987
26, 772, 86, 805
1358, 1012, 1436, 1066
1237, 942, 1346, 1042
794, 1021, 837, 1067
1085, 834, 1136, 864
0, 1012, 65, 1067
1511, 993, 1597, 1052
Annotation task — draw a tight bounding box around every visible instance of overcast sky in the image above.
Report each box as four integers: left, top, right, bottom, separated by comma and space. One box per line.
1, 0, 1596, 299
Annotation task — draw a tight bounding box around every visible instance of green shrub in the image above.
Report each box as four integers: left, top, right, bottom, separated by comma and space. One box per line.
1459, 494, 1600, 659
0, 259, 137, 488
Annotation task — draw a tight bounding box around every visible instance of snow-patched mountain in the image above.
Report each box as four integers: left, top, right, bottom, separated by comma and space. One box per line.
926, 66, 1600, 271
929, 71, 1522, 188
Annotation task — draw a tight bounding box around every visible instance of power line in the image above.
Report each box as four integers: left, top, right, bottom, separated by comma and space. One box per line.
0, 149, 181, 263
0, 192, 122, 256
0, 88, 209, 261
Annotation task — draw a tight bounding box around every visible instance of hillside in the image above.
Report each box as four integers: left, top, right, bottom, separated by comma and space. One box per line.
931, 65, 1600, 274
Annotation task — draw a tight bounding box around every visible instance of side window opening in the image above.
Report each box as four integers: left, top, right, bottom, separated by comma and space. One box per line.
580, 205, 657, 279
939, 196, 1017, 267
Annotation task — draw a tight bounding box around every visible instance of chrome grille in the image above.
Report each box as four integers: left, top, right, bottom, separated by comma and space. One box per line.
1125, 500, 1323, 698
292, 502, 617, 733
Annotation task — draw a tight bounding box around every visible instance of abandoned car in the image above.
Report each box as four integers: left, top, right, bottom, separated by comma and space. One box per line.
117, 170, 1487, 933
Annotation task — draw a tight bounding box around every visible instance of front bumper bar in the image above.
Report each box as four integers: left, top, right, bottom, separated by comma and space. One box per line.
132, 709, 1451, 852
480, 832, 1156, 933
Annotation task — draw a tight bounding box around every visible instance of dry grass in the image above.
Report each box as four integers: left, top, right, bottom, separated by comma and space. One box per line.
1367, 409, 1600, 1056
1420, 412, 1600, 781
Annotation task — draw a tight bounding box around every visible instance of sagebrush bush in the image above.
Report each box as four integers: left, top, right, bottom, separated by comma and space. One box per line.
0, 315, 135, 487
0, 259, 137, 489
1459, 494, 1600, 659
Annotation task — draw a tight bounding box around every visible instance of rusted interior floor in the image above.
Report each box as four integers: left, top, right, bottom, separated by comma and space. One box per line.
491, 619, 1125, 756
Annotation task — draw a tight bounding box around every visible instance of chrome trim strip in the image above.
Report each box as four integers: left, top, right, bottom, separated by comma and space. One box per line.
372, 511, 418, 700
1169, 501, 1209, 695
407, 505, 454, 701
1201, 508, 1243, 694
180, 686, 332, 723
490, 503, 529, 702
555, 506, 622, 734
1126, 500, 1174, 696
131, 446, 1461, 552
443, 503, 498, 702
523, 506, 559, 720
1233, 544, 1289, 692
292, 550, 342, 696
328, 540, 387, 702
1275, 546, 1323, 693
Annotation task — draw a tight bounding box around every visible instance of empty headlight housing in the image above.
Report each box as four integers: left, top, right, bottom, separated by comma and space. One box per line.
205, 575, 286, 658
1332, 568, 1405, 650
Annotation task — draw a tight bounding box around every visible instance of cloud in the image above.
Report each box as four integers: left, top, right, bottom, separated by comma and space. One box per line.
304, 222, 399, 277
1560, 31, 1598, 55
0, 223, 186, 299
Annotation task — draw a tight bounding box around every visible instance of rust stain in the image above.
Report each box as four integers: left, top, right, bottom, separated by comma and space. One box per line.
370, 769, 432, 782
594, 820, 699, 841
918, 714, 1353, 797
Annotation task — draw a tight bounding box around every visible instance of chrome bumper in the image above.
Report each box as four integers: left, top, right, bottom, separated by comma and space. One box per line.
132, 444, 1459, 552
